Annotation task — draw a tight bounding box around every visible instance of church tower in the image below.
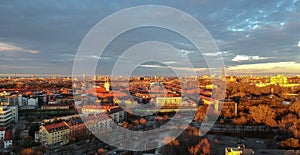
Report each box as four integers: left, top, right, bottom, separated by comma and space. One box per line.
222, 65, 226, 79
104, 76, 110, 92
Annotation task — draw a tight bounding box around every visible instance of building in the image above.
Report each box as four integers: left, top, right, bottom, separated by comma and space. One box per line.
225, 146, 254, 155
85, 113, 113, 134
107, 107, 127, 123
38, 122, 70, 147
156, 97, 182, 107
222, 65, 226, 79
81, 105, 106, 115
0, 127, 5, 140
66, 118, 87, 142
104, 76, 110, 92
41, 104, 69, 110
28, 98, 38, 107
3, 128, 12, 149
0, 106, 13, 128
270, 74, 287, 85
10, 106, 18, 123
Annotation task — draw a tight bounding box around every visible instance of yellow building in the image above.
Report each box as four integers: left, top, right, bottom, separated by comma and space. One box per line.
270, 74, 287, 85
225, 146, 254, 155
225, 147, 242, 155
156, 97, 182, 107
39, 122, 70, 147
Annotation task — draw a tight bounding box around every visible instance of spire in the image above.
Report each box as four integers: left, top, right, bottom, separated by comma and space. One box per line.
222, 65, 226, 79
104, 76, 110, 92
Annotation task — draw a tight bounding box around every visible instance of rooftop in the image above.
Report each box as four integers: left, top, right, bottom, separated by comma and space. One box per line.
44, 122, 69, 133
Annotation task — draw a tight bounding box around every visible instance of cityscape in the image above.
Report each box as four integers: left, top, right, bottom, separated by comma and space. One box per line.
1, 1, 300, 155
1, 72, 300, 154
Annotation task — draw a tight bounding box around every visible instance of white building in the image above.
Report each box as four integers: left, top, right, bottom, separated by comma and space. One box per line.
10, 106, 18, 123
18, 95, 23, 106
107, 107, 127, 123
0, 106, 13, 128
28, 98, 37, 107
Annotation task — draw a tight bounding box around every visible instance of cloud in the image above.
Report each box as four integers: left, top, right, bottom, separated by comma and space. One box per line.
179, 49, 194, 56
0, 1, 299, 74
232, 55, 271, 62
139, 64, 207, 72
89, 55, 111, 60
0, 42, 39, 54
163, 61, 177, 64
202, 52, 222, 57
228, 61, 300, 73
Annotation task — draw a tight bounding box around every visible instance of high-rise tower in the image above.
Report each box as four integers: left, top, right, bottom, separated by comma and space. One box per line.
222, 65, 226, 79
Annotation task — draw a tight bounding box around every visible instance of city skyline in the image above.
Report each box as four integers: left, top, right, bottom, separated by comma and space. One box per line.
0, 1, 300, 75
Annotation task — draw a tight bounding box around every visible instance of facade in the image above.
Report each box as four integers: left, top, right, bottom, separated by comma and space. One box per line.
85, 113, 112, 134
81, 105, 106, 115
39, 122, 70, 147
270, 75, 287, 85
41, 104, 69, 110
0, 106, 13, 128
66, 118, 87, 142
10, 106, 18, 123
108, 107, 127, 123
156, 97, 182, 107
225, 147, 254, 155
0, 127, 5, 140
28, 98, 37, 106
3, 128, 12, 149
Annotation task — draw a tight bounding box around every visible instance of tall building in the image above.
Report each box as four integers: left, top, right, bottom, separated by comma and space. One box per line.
222, 65, 226, 79
0, 106, 13, 128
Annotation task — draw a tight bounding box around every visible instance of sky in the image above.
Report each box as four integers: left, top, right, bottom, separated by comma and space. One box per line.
0, 0, 299, 76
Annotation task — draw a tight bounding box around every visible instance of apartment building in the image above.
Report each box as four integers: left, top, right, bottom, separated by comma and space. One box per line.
38, 122, 70, 147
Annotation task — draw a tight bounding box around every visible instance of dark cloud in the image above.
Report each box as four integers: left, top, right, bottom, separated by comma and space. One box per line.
0, 0, 299, 75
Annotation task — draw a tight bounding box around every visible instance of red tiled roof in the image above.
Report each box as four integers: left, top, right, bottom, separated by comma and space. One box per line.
44, 122, 69, 133
4, 129, 12, 141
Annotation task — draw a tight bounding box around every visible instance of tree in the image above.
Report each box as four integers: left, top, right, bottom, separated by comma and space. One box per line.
133, 119, 139, 126
98, 148, 106, 155
279, 113, 297, 137
289, 119, 300, 138
162, 136, 180, 146
222, 109, 233, 119
249, 105, 277, 127
122, 121, 129, 128
21, 148, 42, 155
29, 123, 39, 137
139, 118, 147, 125
289, 102, 300, 117
188, 138, 211, 155
233, 116, 248, 131
161, 136, 181, 155
280, 138, 300, 148
194, 105, 207, 122
36, 145, 47, 154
